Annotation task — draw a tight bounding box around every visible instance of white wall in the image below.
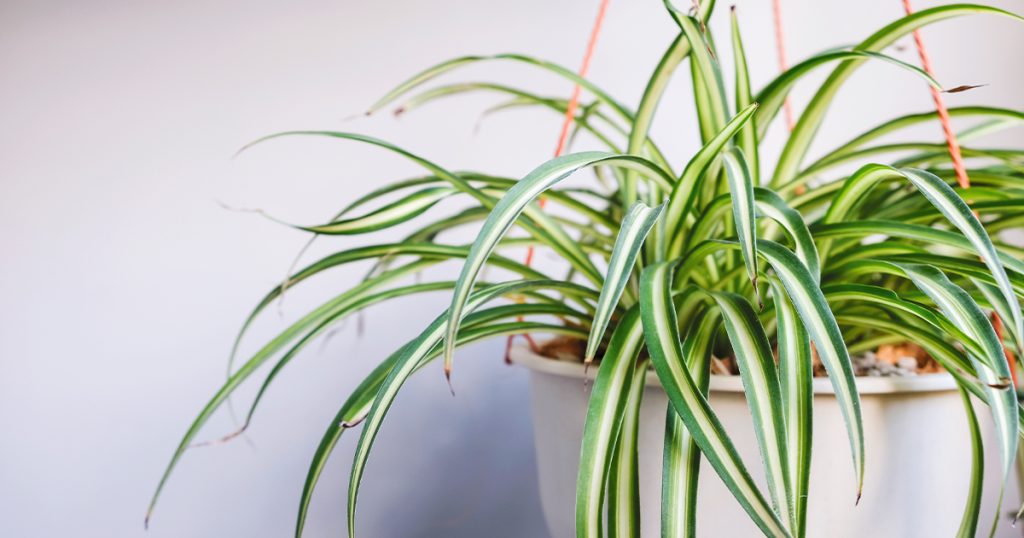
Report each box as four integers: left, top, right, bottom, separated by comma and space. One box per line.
1, 1, 1020, 536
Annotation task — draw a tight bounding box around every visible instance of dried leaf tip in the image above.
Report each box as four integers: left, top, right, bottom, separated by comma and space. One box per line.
340, 416, 366, 429
444, 367, 455, 397
944, 84, 986, 93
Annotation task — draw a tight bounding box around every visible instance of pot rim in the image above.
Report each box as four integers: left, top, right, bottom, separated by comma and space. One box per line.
510, 345, 959, 395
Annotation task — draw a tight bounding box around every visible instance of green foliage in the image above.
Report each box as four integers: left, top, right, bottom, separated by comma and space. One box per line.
151, 3, 1024, 537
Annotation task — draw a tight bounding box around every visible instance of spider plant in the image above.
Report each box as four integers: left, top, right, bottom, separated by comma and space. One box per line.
149, 2, 1024, 537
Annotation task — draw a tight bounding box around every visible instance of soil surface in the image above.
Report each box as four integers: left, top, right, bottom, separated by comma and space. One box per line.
535, 337, 945, 377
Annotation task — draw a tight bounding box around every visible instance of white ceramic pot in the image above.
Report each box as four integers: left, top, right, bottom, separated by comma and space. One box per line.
512, 346, 1021, 538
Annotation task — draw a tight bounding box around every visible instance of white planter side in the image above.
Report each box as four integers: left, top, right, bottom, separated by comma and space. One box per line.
512, 346, 1021, 538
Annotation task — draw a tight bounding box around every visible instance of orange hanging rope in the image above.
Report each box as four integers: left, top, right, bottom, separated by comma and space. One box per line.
995, 314, 1018, 387
525, 0, 611, 267
771, 0, 795, 131
901, 0, 1016, 385
505, 0, 612, 363
773, 0, 810, 197
901, 0, 970, 189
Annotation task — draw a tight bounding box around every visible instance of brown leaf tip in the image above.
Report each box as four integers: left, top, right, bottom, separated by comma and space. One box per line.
340, 416, 366, 429
944, 84, 987, 94
444, 369, 455, 397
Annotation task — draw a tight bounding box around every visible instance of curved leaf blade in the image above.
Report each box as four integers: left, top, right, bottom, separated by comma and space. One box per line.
730, 7, 759, 184
576, 307, 645, 538
825, 164, 1023, 355
607, 359, 647, 538
756, 239, 863, 500
709, 291, 791, 527
721, 148, 759, 294
895, 263, 1017, 486
301, 187, 456, 235
769, 278, 813, 537
444, 152, 674, 379
755, 50, 941, 141
639, 261, 790, 537
346, 279, 595, 537
956, 389, 985, 538
586, 201, 665, 362
772, 4, 1024, 187
661, 310, 717, 538
754, 189, 820, 283
665, 103, 759, 257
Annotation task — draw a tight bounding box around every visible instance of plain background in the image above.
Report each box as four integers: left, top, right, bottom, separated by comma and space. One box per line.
1, 1, 1021, 536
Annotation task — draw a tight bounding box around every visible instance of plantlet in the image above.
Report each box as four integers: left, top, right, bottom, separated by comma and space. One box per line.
150, 2, 1024, 536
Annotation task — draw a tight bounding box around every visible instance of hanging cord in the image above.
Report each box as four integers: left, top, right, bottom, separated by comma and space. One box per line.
901, 0, 970, 189
771, 0, 795, 131
505, 0, 612, 363
773, 0, 809, 196
901, 0, 1016, 385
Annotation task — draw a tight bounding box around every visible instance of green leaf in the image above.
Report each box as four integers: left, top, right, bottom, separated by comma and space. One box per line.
709, 291, 791, 528
244, 294, 586, 443
756, 240, 863, 500
666, 6, 728, 132
972, 279, 1023, 352
394, 82, 634, 155
824, 165, 1023, 355
149, 259, 441, 524
300, 187, 456, 235
832, 313, 978, 389
295, 343, 405, 538
755, 50, 941, 142
772, 3, 1024, 187
240, 131, 604, 293
576, 307, 645, 538
346, 279, 595, 537
586, 201, 665, 363
730, 7, 759, 184
226, 243, 551, 377
769, 279, 812, 537
955, 389, 985, 538
625, 0, 719, 203
894, 264, 1017, 486
664, 103, 759, 257
721, 148, 759, 295
755, 189, 821, 283
607, 358, 647, 538
899, 169, 1024, 356
824, 106, 1024, 161
444, 151, 674, 379
661, 310, 717, 538
640, 261, 790, 538
296, 315, 588, 537
368, 53, 634, 121
822, 283, 977, 359
686, 189, 820, 283
814, 220, 1024, 277
794, 144, 1024, 190
835, 254, 1024, 302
